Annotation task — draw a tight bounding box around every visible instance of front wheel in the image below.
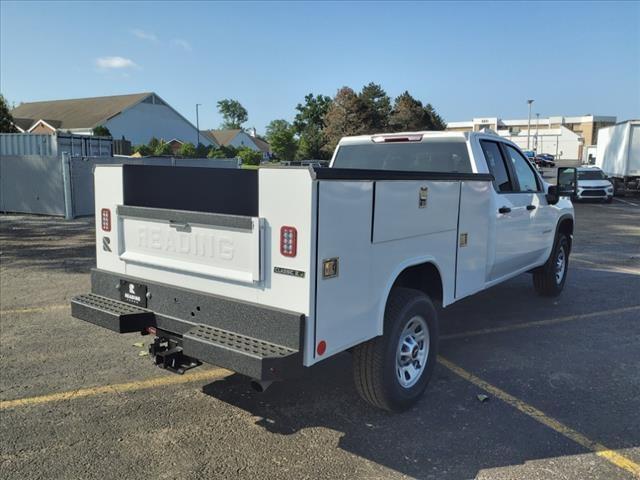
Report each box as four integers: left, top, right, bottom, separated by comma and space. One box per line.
353, 288, 438, 412
533, 233, 570, 296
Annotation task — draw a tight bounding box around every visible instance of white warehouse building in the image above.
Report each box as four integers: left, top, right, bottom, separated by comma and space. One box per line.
447, 115, 616, 163
10, 92, 215, 147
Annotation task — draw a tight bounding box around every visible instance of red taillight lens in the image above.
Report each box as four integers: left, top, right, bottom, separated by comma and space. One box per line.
280, 226, 297, 257
101, 208, 111, 232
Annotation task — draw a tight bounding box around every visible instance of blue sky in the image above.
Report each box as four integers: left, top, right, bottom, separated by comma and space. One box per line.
1, 1, 638, 133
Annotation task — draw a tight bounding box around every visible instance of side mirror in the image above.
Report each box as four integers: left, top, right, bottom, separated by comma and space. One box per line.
546, 167, 577, 205
557, 167, 577, 197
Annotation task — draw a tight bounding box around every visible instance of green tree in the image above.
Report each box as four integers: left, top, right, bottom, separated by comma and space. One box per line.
237, 146, 262, 165
389, 91, 425, 132
293, 93, 332, 159
217, 99, 248, 129
207, 145, 238, 159
359, 82, 391, 133
148, 137, 160, 151
323, 86, 368, 152
154, 140, 173, 156
195, 143, 210, 157
179, 142, 197, 157
389, 91, 447, 132
133, 144, 152, 156
92, 125, 111, 136
423, 103, 447, 130
0, 94, 17, 133
265, 119, 297, 161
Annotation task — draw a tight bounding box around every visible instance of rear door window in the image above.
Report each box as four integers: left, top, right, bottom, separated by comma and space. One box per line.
332, 139, 472, 173
480, 140, 513, 192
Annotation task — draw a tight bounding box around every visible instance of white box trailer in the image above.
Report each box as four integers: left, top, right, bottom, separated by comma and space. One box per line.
71, 132, 576, 411
596, 120, 640, 194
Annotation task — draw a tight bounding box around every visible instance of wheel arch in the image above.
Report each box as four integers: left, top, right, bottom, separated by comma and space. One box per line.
376, 258, 445, 336
557, 214, 574, 252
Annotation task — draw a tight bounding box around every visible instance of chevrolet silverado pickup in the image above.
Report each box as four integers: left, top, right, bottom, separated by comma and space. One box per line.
71, 131, 577, 411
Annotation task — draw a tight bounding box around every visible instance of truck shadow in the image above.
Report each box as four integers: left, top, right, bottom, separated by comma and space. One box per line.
202, 353, 587, 480
202, 266, 639, 480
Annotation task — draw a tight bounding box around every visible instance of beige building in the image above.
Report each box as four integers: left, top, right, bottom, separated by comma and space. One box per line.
447, 115, 616, 160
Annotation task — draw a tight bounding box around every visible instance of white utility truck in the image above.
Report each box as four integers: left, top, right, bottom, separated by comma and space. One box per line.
72, 131, 577, 411
596, 120, 640, 195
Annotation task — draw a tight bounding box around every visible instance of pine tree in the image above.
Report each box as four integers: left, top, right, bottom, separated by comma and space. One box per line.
0, 94, 17, 133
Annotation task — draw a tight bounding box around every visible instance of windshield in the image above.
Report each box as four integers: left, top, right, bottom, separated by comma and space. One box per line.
332, 139, 472, 173
578, 170, 606, 180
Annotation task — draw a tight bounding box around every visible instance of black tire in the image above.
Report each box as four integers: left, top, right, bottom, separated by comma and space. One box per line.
533, 233, 570, 297
353, 288, 438, 412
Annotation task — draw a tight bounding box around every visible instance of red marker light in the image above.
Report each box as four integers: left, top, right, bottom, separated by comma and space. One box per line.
101, 208, 111, 232
280, 226, 297, 257
317, 340, 327, 356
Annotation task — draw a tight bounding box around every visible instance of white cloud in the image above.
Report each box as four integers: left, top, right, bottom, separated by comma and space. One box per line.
172, 38, 192, 52
131, 29, 157, 42
95, 56, 139, 70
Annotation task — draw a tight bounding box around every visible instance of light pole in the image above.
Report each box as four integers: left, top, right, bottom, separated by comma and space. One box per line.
195, 103, 202, 147
527, 99, 534, 150
535, 113, 540, 152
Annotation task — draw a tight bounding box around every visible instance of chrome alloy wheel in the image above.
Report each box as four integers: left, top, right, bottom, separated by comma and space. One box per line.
396, 315, 430, 388
555, 245, 566, 284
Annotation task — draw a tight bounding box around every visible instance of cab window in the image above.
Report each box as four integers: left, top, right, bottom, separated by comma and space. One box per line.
480, 140, 513, 192
504, 145, 540, 192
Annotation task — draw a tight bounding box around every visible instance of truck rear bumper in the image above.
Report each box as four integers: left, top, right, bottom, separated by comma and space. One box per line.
70, 269, 305, 381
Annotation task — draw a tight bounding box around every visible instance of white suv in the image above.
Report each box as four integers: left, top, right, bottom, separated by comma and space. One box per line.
576, 167, 614, 202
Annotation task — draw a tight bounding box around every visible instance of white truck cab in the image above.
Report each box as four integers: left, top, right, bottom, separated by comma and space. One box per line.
72, 131, 576, 411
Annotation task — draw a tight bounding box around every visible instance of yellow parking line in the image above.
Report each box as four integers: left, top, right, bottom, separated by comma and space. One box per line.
439, 356, 640, 477
0, 304, 68, 316
441, 305, 640, 341
0, 368, 230, 410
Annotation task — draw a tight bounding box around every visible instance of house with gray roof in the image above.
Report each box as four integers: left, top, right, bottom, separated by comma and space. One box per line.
10, 92, 215, 147
204, 128, 270, 158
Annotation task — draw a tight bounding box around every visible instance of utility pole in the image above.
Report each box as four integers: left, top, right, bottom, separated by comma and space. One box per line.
196, 103, 202, 147
527, 99, 534, 150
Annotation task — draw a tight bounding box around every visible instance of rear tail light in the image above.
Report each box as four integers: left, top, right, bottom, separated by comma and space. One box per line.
280, 226, 297, 257
101, 208, 111, 232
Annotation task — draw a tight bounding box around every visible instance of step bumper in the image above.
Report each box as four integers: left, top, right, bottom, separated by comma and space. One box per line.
71, 293, 154, 333
70, 273, 305, 381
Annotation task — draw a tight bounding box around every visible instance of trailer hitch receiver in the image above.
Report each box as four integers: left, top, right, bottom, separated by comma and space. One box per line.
149, 336, 201, 374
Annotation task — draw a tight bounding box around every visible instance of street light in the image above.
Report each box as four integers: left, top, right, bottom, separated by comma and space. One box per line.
195, 103, 202, 147
527, 99, 534, 150
535, 113, 540, 152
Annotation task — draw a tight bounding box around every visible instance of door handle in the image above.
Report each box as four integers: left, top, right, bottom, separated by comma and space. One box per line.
526, 205, 536, 211
498, 206, 511, 214
169, 221, 191, 232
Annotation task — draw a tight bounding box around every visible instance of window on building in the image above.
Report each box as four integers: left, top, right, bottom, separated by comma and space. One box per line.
480, 140, 513, 192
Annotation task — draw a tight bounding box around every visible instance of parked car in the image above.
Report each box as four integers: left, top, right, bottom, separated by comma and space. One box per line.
535, 154, 556, 168
71, 132, 576, 412
574, 167, 614, 202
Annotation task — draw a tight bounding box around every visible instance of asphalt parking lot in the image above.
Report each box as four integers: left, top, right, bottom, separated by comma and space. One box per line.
1, 200, 639, 480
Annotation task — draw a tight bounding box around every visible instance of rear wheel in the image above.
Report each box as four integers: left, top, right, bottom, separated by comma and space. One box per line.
533, 233, 570, 296
353, 288, 438, 412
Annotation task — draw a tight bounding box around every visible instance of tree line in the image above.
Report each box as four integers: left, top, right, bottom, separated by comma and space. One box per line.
133, 137, 263, 165
266, 83, 446, 161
